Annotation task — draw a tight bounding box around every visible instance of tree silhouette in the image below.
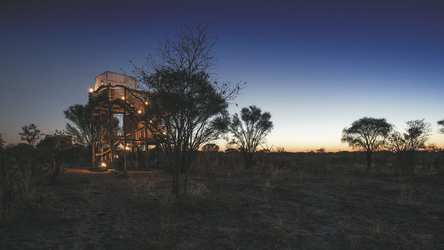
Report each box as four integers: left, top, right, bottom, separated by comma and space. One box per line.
64, 104, 119, 148
139, 68, 238, 195
202, 143, 219, 152
134, 22, 242, 196
341, 117, 393, 170
150, 21, 217, 74
64, 104, 94, 147
19, 123, 41, 146
37, 130, 71, 183
386, 119, 431, 174
227, 105, 274, 169
437, 119, 444, 134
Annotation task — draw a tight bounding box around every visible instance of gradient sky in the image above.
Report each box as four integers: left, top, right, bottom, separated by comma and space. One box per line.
1, 0, 444, 152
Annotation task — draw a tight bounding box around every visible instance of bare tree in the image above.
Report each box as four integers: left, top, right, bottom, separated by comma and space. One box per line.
341, 117, 393, 170
19, 124, 41, 146
227, 105, 274, 169
151, 21, 217, 74
134, 22, 242, 195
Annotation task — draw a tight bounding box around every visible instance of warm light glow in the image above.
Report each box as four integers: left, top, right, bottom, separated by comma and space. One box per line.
101, 162, 106, 167
138, 110, 142, 114
89, 87, 94, 93
145, 101, 148, 105
163, 131, 167, 135
100, 80, 104, 85
122, 97, 125, 100
125, 146, 130, 150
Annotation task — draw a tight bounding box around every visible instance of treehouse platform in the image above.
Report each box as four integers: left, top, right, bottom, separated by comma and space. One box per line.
88, 71, 166, 172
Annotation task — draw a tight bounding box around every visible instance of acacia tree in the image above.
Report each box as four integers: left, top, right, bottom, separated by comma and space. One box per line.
341, 117, 393, 170
19, 123, 41, 146
227, 105, 274, 169
64, 103, 119, 148
438, 119, 444, 134
64, 104, 94, 147
202, 143, 219, 152
386, 119, 431, 174
134, 22, 241, 196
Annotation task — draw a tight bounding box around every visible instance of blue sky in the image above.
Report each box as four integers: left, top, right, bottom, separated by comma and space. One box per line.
1, 0, 444, 151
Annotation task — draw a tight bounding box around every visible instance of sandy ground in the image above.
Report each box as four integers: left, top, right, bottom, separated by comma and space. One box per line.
1, 167, 443, 249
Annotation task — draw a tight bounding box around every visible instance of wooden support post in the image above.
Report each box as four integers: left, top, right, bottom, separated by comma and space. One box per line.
145, 123, 149, 170
109, 101, 114, 170
91, 112, 95, 170
135, 146, 138, 169
157, 144, 160, 169
123, 89, 127, 174
100, 110, 103, 163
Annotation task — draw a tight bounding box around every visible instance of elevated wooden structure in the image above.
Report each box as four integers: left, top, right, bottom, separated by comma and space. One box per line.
88, 71, 165, 172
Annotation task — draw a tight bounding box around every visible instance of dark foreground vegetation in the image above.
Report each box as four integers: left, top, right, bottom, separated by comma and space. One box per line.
1, 149, 444, 249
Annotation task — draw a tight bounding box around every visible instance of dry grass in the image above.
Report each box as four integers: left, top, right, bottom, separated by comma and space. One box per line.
1, 162, 444, 249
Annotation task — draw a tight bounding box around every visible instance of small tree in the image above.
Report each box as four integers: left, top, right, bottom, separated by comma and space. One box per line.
437, 119, 444, 134
341, 117, 393, 170
202, 143, 219, 152
139, 68, 238, 195
0, 133, 5, 185
386, 119, 431, 174
64, 104, 119, 147
227, 105, 274, 169
19, 123, 41, 146
37, 131, 72, 183
64, 104, 95, 148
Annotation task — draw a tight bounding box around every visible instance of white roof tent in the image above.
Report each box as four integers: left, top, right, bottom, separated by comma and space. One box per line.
94, 71, 137, 91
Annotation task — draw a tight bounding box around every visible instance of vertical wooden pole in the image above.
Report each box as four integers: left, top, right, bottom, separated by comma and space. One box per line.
109, 98, 114, 170
157, 144, 160, 169
91, 112, 95, 170
135, 146, 138, 169
100, 110, 103, 163
123, 89, 127, 174
145, 124, 149, 170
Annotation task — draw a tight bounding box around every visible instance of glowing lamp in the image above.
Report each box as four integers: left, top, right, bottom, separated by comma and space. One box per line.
163, 131, 167, 135
122, 97, 125, 100
145, 101, 148, 105
100, 80, 104, 85
89, 87, 94, 93
101, 162, 106, 167
138, 110, 142, 114
125, 146, 130, 151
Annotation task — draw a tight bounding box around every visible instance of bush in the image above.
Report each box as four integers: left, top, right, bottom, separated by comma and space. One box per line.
1, 144, 47, 204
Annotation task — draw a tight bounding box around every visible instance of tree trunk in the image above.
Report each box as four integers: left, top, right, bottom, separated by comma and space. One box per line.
51, 154, 62, 184
172, 163, 180, 196
244, 152, 254, 169
184, 170, 188, 195
365, 151, 372, 171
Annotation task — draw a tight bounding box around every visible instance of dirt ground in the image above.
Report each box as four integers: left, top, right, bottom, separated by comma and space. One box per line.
1, 166, 443, 249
